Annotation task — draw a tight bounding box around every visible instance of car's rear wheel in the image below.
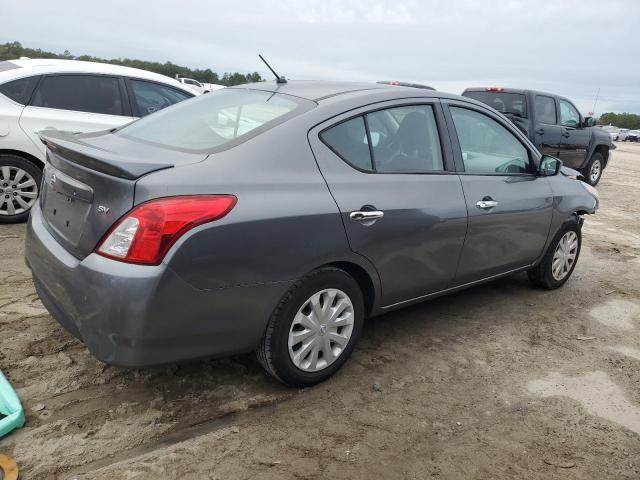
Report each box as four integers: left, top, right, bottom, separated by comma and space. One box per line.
256, 267, 364, 387
528, 217, 582, 290
0, 154, 42, 224
583, 152, 604, 186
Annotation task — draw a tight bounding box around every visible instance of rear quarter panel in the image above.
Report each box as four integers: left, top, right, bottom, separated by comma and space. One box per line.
134, 116, 380, 297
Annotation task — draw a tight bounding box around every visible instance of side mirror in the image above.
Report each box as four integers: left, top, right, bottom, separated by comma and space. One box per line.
583, 116, 596, 128
539, 155, 562, 176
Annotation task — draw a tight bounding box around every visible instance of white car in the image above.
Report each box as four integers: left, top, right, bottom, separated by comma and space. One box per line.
599, 125, 620, 141
176, 76, 224, 94
0, 58, 197, 222
618, 128, 630, 141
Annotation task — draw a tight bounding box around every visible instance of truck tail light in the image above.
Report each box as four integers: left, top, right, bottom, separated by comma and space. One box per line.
486, 87, 505, 92
96, 195, 237, 265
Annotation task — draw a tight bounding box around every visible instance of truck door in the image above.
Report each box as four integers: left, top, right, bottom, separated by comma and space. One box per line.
557, 98, 591, 169
532, 94, 563, 157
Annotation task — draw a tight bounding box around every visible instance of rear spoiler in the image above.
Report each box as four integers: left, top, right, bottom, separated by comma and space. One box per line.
40, 130, 173, 180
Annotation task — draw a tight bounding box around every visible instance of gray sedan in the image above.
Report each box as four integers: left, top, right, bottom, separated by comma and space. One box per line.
25, 81, 599, 386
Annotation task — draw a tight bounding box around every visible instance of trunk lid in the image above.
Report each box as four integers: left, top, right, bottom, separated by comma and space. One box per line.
39, 130, 208, 259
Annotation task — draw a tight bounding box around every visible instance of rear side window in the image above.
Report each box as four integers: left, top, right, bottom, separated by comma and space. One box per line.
463, 91, 527, 118
320, 117, 372, 170
0, 76, 40, 105
368, 105, 443, 172
31, 75, 124, 116
450, 107, 530, 174
321, 104, 444, 173
117, 89, 310, 152
130, 79, 192, 117
535, 95, 557, 124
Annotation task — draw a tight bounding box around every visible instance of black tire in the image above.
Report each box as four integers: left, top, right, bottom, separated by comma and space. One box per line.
582, 152, 604, 186
0, 154, 43, 224
528, 217, 582, 290
256, 267, 365, 387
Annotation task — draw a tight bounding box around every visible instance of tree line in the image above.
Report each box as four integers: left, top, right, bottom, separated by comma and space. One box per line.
0, 41, 263, 86
598, 112, 640, 130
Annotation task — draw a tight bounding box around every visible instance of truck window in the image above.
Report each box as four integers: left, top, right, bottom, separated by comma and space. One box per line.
463, 91, 527, 118
535, 95, 557, 124
559, 100, 580, 128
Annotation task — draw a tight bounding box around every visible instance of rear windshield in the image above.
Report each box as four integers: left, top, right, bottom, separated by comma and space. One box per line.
117, 89, 313, 153
464, 91, 527, 118
0, 61, 20, 73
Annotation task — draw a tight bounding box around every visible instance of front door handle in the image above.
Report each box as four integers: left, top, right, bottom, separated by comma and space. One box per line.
476, 200, 499, 209
350, 210, 384, 221
562, 130, 571, 138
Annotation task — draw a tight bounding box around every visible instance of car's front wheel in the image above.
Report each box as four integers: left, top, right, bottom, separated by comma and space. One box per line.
256, 267, 364, 387
528, 217, 582, 290
0, 154, 42, 224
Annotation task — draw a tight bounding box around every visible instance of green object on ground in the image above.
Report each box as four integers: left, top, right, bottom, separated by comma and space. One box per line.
0, 371, 25, 438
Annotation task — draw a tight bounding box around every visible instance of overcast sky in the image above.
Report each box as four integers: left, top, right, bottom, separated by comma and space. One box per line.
3, 0, 639, 114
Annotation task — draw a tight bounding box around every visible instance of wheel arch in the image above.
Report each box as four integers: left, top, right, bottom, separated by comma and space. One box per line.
325, 260, 378, 317
593, 144, 609, 167
0, 149, 45, 169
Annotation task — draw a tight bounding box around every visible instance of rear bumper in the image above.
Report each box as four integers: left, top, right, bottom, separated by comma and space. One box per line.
25, 204, 290, 367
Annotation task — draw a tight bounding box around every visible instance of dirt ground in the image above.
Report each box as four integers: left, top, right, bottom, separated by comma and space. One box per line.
1, 143, 639, 480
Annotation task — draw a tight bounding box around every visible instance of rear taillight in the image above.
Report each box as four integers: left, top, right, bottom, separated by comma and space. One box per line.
96, 195, 237, 265
486, 87, 504, 92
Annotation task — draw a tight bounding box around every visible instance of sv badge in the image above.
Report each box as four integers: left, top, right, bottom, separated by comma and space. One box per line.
97, 205, 110, 214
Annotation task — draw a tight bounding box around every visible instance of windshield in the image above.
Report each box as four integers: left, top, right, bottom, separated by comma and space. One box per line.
464, 91, 527, 118
117, 89, 313, 152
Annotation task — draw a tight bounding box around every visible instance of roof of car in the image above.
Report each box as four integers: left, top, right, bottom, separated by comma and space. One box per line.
0, 59, 194, 94
231, 79, 444, 102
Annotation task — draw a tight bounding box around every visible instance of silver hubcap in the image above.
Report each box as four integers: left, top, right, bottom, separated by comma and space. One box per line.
288, 288, 355, 372
552, 231, 579, 281
590, 159, 601, 183
0, 166, 38, 216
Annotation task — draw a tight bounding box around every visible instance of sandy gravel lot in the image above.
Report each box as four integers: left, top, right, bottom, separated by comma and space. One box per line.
1, 143, 639, 479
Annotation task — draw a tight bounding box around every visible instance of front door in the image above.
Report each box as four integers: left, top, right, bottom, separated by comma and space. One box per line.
532, 94, 563, 157
309, 101, 468, 307
444, 102, 554, 284
557, 98, 591, 169
19, 74, 133, 156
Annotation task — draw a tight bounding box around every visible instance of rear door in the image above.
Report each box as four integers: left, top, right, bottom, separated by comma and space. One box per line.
532, 94, 563, 157
309, 99, 468, 307
443, 100, 553, 284
19, 74, 134, 155
557, 98, 591, 169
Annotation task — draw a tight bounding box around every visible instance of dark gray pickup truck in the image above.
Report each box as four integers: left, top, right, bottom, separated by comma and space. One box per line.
462, 87, 613, 185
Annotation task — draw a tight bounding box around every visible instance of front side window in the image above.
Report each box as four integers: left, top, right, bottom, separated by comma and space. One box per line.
0, 76, 40, 105
31, 75, 124, 116
559, 100, 580, 128
130, 79, 192, 117
535, 95, 557, 125
320, 104, 444, 173
450, 107, 530, 174
118, 89, 309, 152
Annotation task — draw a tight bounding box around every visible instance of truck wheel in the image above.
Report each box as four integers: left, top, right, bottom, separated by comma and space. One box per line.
528, 217, 582, 290
582, 152, 604, 186
0, 154, 42, 224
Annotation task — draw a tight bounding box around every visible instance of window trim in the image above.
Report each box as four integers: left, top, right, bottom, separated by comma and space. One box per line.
443, 100, 539, 176
534, 94, 558, 126
318, 100, 454, 175
124, 77, 195, 118
28, 73, 128, 117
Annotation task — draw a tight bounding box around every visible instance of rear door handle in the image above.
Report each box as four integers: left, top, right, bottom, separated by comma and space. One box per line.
536, 128, 544, 135
350, 210, 384, 221
476, 200, 499, 209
